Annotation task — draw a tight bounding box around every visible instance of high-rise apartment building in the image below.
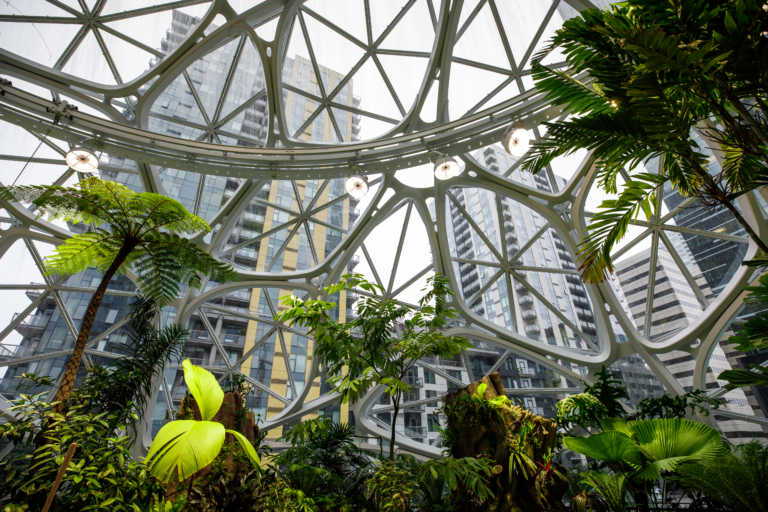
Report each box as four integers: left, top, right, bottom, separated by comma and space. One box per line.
615, 249, 766, 442
0, 11, 360, 438
372, 145, 604, 447
662, 146, 768, 435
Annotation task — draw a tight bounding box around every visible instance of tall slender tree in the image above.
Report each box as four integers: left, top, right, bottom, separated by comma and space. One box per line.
278, 274, 471, 458
521, 0, 768, 282
0, 177, 236, 406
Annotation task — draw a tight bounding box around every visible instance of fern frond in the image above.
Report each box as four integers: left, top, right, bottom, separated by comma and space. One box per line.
127, 193, 210, 235
133, 233, 236, 305
43, 231, 114, 277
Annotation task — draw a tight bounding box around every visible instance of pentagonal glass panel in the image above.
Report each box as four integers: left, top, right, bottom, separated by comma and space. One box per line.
445, 186, 599, 354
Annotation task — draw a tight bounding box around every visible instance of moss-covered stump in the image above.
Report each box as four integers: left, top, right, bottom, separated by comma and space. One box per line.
444, 371, 567, 512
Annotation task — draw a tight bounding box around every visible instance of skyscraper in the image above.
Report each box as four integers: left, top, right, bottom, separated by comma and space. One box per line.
615, 249, 767, 442
0, 10, 360, 438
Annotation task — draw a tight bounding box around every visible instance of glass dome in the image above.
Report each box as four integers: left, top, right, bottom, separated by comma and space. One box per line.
0, 0, 765, 453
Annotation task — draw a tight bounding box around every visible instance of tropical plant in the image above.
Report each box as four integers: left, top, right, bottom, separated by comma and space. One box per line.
583, 366, 629, 419
76, 297, 188, 429
522, 0, 768, 282
631, 389, 722, 420
579, 470, 629, 512
365, 458, 416, 512
275, 416, 371, 510
674, 441, 768, 512
507, 420, 537, 481
474, 382, 512, 408
277, 273, 471, 458
564, 418, 725, 482
719, 273, 768, 390
416, 456, 496, 511
565, 418, 729, 511
145, 359, 260, 483
0, 376, 176, 511
556, 392, 609, 431
0, 177, 235, 406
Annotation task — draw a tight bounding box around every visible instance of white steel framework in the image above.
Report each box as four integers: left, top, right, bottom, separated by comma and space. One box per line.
0, 0, 765, 455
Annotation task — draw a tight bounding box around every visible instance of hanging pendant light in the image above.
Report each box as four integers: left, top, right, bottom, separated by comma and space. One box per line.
433, 156, 462, 180
345, 175, 368, 199
65, 147, 99, 173
503, 125, 531, 157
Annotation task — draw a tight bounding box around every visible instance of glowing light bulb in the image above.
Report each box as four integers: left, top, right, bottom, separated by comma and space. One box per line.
503, 126, 531, 157
65, 148, 99, 173
433, 157, 461, 180
344, 175, 368, 199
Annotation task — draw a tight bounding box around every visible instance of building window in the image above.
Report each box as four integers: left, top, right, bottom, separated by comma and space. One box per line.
428, 414, 440, 432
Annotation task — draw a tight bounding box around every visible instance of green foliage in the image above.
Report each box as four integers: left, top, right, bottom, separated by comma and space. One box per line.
728, 274, 768, 352
579, 470, 629, 512
276, 416, 371, 510
718, 365, 768, 389
0, 381, 174, 511
365, 458, 416, 512
418, 456, 496, 511
522, 0, 768, 281
583, 366, 629, 419
0, 177, 236, 305
278, 273, 471, 457
508, 425, 537, 481
364, 455, 496, 512
76, 297, 188, 428
145, 359, 260, 483
719, 273, 768, 390
473, 382, 512, 408
564, 418, 726, 481
556, 392, 609, 430
577, 173, 667, 282
631, 389, 723, 419
673, 441, 768, 512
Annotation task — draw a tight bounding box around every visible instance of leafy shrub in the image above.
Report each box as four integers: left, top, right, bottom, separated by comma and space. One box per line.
276, 416, 371, 510
0, 386, 173, 511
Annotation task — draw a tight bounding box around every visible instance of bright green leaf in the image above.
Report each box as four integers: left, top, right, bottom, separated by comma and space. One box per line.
145, 419, 225, 482
182, 358, 223, 421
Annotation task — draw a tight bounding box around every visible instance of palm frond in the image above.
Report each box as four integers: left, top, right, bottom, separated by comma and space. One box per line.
532, 63, 614, 116
718, 366, 768, 390
578, 173, 667, 282
580, 471, 628, 512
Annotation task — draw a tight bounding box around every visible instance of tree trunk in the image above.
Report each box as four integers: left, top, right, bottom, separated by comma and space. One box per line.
389, 394, 400, 459
685, 155, 768, 255
53, 239, 138, 408
719, 196, 768, 255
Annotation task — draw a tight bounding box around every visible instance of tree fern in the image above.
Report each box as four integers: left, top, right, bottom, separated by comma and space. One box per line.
0, 177, 237, 407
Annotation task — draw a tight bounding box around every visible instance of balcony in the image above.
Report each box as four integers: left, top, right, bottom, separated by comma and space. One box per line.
524, 324, 541, 336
